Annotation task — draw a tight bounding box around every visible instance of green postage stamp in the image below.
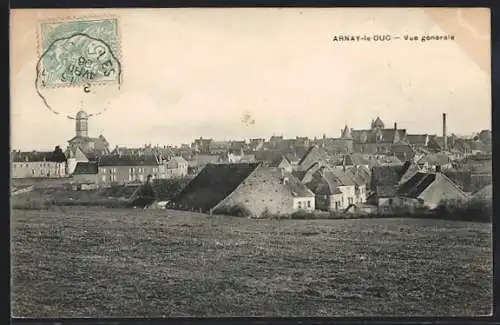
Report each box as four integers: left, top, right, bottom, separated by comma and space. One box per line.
36, 17, 122, 89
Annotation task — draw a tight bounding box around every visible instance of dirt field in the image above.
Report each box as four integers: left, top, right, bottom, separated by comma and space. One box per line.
11, 207, 492, 317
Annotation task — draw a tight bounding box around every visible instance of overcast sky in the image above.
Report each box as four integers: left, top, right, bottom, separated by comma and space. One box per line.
11, 8, 490, 151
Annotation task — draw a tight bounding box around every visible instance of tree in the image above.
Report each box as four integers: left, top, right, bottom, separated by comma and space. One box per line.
51, 146, 67, 162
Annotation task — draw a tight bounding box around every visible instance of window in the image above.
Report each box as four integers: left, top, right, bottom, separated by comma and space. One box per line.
307, 201, 311, 208
388, 198, 393, 205
298, 201, 302, 209
102, 175, 106, 182
139, 175, 144, 182
102, 168, 106, 174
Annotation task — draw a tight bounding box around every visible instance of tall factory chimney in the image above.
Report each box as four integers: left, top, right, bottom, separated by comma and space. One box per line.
442, 113, 447, 151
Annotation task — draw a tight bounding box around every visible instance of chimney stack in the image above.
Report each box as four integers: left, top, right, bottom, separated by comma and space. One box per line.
442, 113, 447, 151
394, 122, 397, 130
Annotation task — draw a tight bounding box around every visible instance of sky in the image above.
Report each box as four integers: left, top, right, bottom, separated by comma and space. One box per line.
10, 8, 491, 151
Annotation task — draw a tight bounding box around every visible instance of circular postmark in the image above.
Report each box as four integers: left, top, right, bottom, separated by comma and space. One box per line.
35, 32, 122, 118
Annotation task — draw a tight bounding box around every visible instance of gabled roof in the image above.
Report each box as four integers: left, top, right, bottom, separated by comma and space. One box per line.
168, 156, 187, 164
286, 175, 315, 198
73, 162, 98, 175
346, 166, 371, 186
230, 141, 246, 151
99, 154, 160, 166
349, 153, 372, 166
380, 129, 406, 144
239, 155, 256, 163
407, 134, 428, 146
327, 168, 356, 186
371, 165, 408, 187
397, 172, 436, 198
173, 163, 261, 211
188, 154, 221, 167
418, 153, 452, 166
269, 155, 290, 167
11, 151, 60, 163
292, 170, 307, 182
473, 184, 492, 200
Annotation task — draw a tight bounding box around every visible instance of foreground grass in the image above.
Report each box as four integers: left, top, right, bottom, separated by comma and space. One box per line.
11, 207, 492, 317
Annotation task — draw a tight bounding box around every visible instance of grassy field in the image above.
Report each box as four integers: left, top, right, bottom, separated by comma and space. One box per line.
11, 207, 492, 317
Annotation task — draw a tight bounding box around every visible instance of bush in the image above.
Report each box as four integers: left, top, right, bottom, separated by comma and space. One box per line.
214, 204, 252, 218
290, 210, 316, 219
433, 198, 492, 222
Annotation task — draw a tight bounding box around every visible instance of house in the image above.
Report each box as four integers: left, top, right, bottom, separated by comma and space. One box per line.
191, 137, 213, 154
172, 163, 315, 217
71, 161, 99, 186
297, 145, 334, 171
390, 140, 415, 162
223, 147, 255, 164
345, 166, 371, 204
417, 152, 453, 172
209, 141, 231, 155
472, 184, 492, 202
314, 129, 354, 154
268, 155, 293, 173
98, 154, 163, 186
11, 150, 67, 179
351, 119, 407, 154
65, 146, 89, 175
369, 161, 420, 206
254, 148, 304, 167
374, 154, 403, 166
164, 156, 188, 178
406, 134, 430, 149
395, 172, 469, 209
187, 154, 221, 175
301, 166, 356, 211
248, 138, 265, 151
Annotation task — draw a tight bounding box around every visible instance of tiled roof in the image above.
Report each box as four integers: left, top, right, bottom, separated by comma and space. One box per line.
397, 172, 436, 198
11, 151, 60, 163
346, 166, 371, 186
168, 156, 187, 163
286, 175, 315, 198
73, 162, 98, 175
269, 156, 288, 167
349, 153, 372, 166
99, 154, 160, 166
407, 134, 428, 146
418, 153, 452, 166
327, 168, 356, 186
239, 155, 256, 163
173, 163, 261, 211
230, 141, 246, 151
187, 154, 221, 167
376, 185, 398, 198
292, 171, 307, 181
371, 165, 408, 187
473, 184, 492, 200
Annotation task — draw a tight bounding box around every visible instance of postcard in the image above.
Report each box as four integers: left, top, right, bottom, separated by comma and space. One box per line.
10, 7, 492, 317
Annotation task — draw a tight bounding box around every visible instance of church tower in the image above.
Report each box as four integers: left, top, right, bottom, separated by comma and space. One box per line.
75, 110, 88, 138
